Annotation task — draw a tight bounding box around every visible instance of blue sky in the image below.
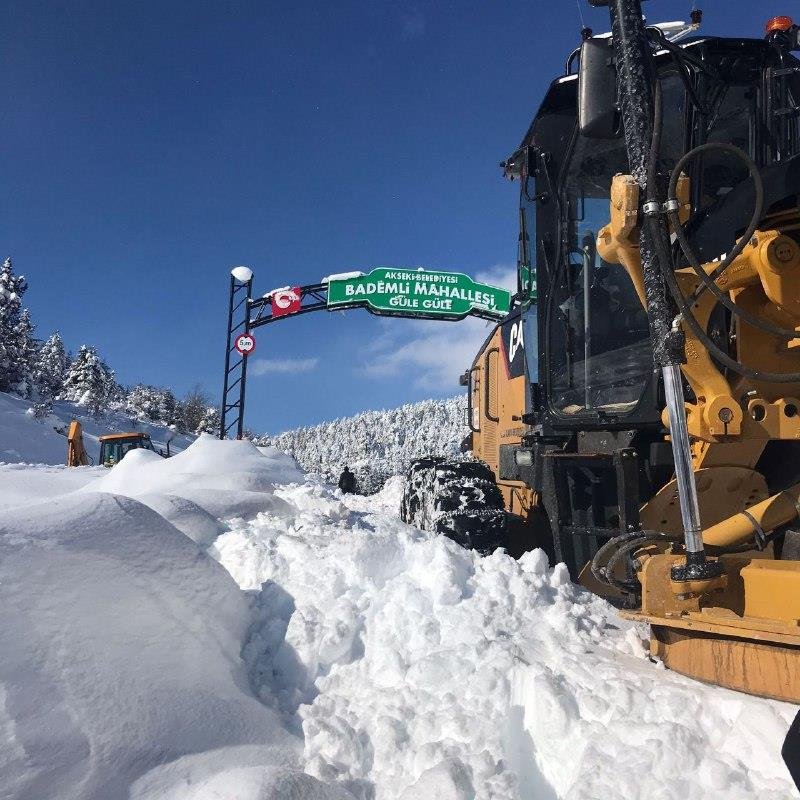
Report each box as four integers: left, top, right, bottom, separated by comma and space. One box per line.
2, 1, 788, 433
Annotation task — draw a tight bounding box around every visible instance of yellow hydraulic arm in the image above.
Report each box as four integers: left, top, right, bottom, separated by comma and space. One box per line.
66, 419, 89, 467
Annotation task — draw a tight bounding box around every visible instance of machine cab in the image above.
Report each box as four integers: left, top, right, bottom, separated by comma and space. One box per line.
511, 36, 790, 432
99, 433, 157, 467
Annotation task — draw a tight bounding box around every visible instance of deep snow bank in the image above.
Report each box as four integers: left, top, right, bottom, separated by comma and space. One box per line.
0, 462, 104, 510
215, 481, 799, 800
82, 435, 305, 534
0, 486, 351, 800
2, 433, 797, 800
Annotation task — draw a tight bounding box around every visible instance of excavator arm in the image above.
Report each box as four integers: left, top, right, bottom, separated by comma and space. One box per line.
66, 419, 89, 467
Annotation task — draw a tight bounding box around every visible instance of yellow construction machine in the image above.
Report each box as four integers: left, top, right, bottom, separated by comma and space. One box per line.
403, 3, 800, 705
66, 419, 160, 467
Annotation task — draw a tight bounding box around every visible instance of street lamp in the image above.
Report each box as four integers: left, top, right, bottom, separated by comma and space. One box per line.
231, 265, 253, 283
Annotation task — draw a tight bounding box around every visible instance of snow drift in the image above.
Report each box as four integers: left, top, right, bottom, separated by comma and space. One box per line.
83, 435, 304, 523
1, 435, 797, 799
216, 481, 799, 800
0, 462, 103, 510
0, 490, 351, 799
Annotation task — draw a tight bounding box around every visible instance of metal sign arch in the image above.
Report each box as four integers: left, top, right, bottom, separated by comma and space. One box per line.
220, 268, 513, 439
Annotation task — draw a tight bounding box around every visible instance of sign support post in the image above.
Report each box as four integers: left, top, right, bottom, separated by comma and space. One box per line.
219, 266, 254, 439
237, 309, 252, 439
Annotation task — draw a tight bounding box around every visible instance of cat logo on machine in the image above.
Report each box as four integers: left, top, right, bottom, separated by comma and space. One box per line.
502, 317, 526, 379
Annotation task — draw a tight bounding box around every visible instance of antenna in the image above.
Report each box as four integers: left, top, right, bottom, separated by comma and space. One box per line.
576, 0, 587, 29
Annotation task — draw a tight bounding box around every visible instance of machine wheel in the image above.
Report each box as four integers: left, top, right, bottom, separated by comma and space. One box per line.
401, 457, 547, 557
400, 456, 448, 530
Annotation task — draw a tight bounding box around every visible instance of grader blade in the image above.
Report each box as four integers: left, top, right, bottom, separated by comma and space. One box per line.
623, 554, 800, 703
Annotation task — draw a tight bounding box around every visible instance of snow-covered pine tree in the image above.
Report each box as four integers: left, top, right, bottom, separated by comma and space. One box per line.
12, 309, 35, 398
257, 396, 469, 490
0, 257, 31, 395
126, 384, 181, 428
33, 331, 68, 403
126, 385, 160, 423
180, 385, 210, 433
196, 406, 221, 435
158, 388, 179, 428
31, 331, 69, 417
61, 345, 115, 416
106, 380, 128, 412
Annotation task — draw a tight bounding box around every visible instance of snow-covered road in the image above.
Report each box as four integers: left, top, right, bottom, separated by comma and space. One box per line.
0, 438, 797, 799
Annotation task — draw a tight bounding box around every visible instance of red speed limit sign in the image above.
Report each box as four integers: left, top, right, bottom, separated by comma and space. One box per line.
234, 333, 256, 355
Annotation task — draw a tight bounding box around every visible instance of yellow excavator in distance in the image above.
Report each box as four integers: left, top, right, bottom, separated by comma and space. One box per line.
66, 419, 160, 468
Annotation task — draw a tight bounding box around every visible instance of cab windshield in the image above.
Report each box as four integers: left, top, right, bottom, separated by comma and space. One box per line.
100, 437, 154, 466
546, 73, 684, 417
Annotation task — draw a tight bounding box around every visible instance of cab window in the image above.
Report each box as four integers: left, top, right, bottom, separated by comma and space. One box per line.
546, 74, 684, 416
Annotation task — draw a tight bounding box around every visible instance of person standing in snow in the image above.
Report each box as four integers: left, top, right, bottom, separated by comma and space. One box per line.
338, 465, 357, 494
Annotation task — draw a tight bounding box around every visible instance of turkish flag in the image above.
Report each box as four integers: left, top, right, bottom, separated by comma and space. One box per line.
271, 287, 302, 317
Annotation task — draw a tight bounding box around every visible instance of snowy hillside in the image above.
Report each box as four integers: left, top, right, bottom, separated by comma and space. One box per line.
0, 437, 796, 800
258, 396, 468, 491
0, 390, 195, 466
0, 390, 468, 490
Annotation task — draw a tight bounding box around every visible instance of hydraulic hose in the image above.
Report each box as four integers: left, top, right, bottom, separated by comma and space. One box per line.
672, 145, 763, 288
666, 145, 799, 340
590, 530, 679, 594
609, 0, 682, 368
591, 531, 646, 591
648, 84, 800, 382
646, 80, 664, 204
605, 532, 676, 586
654, 199, 800, 382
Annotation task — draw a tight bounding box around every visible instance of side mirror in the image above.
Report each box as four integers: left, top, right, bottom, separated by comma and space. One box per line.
578, 37, 618, 138
502, 145, 537, 181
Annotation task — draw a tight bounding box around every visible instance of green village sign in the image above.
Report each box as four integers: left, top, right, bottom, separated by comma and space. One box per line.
220, 265, 514, 438
326, 268, 512, 321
